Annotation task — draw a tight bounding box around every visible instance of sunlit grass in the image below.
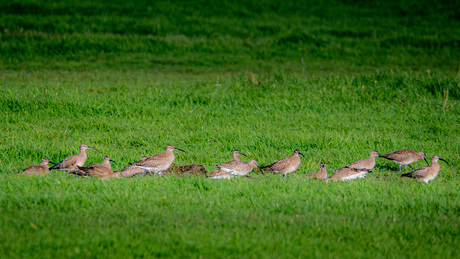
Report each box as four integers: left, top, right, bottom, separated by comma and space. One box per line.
1, 0, 459, 257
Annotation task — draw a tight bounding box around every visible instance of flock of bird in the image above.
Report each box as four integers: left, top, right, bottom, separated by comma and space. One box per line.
16, 144, 449, 183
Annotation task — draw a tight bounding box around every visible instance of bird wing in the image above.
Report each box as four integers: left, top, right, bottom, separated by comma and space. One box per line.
216, 160, 239, 168
136, 153, 172, 170
119, 165, 146, 177
346, 159, 366, 169
208, 169, 230, 178
77, 166, 113, 178
20, 165, 48, 175
261, 157, 292, 172
50, 154, 79, 170
409, 166, 430, 178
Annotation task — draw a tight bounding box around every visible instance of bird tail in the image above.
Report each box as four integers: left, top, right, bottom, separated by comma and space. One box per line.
259, 165, 272, 171
73, 166, 87, 176
401, 172, 412, 178
49, 163, 60, 170
378, 154, 391, 160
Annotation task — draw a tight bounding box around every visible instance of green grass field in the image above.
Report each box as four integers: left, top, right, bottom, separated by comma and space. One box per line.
1, 0, 459, 258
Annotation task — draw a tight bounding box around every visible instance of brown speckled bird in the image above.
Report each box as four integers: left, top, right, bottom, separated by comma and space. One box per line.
17, 158, 52, 175
346, 151, 379, 170
401, 155, 448, 183
306, 162, 327, 180
379, 149, 427, 171
85, 155, 117, 170
327, 167, 371, 182
216, 160, 259, 177
133, 145, 186, 176
260, 149, 304, 177
50, 144, 100, 172
208, 150, 247, 179
76, 165, 121, 179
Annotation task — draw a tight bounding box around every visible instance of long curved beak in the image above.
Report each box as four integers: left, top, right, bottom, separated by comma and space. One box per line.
110, 159, 118, 165
239, 152, 247, 157
423, 157, 429, 165
299, 152, 305, 158
439, 158, 449, 165
48, 161, 57, 165
174, 148, 187, 153
89, 147, 101, 153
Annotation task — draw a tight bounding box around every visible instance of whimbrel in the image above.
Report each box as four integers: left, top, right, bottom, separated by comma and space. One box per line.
260, 149, 304, 177
207, 169, 231, 179
379, 149, 428, 171
76, 165, 121, 179
306, 162, 327, 180
50, 144, 100, 172
401, 155, 448, 183
133, 145, 186, 176
17, 158, 52, 175
117, 156, 149, 177
207, 150, 247, 179
346, 151, 379, 170
86, 155, 117, 170
328, 167, 371, 182
216, 160, 259, 177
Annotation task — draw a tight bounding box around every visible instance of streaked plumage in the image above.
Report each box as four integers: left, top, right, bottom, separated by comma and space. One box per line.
117, 156, 149, 177
260, 149, 304, 177
207, 168, 231, 179
346, 151, 379, 170
216, 160, 258, 177
379, 149, 427, 171
76, 165, 121, 180
401, 155, 448, 183
328, 167, 371, 182
86, 155, 117, 170
133, 145, 186, 175
208, 150, 247, 179
17, 158, 52, 175
50, 144, 100, 172
306, 162, 327, 180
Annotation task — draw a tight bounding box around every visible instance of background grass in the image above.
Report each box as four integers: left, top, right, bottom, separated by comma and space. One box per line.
1, 0, 459, 258
1, 0, 460, 72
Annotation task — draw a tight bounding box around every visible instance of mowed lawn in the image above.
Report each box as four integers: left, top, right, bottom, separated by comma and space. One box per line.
1, 0, 460, 258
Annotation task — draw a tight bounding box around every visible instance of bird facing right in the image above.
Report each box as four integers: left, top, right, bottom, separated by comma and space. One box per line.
208, 150, 247, 179
401, 155, 448, 183
346, 151, 380, 171
17, 158, 52, 175
260, 149, 304, 177
133, 145, 186, 176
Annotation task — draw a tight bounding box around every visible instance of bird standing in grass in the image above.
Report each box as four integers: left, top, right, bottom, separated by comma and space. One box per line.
50, 144, 100, 172
208, 150, 247, 179
133, 145, 186, 176
216, 160, 259, 178
379, 149, 427, 171
260, 149, 304, 178
401, 155, 448, 183
346, 151, 380, 171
